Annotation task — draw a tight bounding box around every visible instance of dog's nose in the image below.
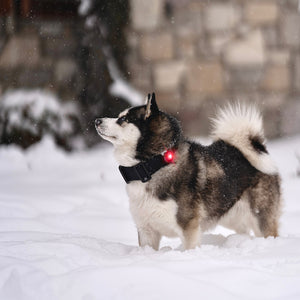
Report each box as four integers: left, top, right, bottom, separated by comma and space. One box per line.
95, 118, 102, 126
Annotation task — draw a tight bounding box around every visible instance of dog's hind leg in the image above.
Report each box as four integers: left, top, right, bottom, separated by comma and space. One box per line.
138, 227, 161, 250
248, 175, 282, 238
256, 209, 279, 237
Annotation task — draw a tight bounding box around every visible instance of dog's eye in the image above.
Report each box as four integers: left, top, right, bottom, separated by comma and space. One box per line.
117, 116, 127, 125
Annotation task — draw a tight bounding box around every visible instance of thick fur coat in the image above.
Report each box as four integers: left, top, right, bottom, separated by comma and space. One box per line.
95, 94, 282, 250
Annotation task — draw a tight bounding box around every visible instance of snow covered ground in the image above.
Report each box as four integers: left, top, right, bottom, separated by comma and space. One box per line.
1, 135, 300, 300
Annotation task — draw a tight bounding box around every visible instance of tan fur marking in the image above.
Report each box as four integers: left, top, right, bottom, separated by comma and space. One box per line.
182, 218, 201, 249
206, 160, 224, 179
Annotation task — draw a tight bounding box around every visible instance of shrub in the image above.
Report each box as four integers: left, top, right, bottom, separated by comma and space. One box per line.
0, 90, 81, 150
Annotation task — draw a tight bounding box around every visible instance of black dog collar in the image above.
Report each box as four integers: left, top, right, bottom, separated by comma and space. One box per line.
119, 154, 170, 184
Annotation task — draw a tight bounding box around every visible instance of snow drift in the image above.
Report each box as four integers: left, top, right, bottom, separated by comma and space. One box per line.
0, 135, 300, 299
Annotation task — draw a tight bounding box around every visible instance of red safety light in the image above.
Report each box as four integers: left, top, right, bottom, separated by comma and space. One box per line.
164, 150, 175, 163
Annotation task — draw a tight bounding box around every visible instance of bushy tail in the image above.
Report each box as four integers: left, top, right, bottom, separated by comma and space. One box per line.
211, 103, 277, 174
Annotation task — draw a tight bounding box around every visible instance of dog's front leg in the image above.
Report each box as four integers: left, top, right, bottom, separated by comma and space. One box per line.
181, 223, 201, 250
138, 227, 161, 250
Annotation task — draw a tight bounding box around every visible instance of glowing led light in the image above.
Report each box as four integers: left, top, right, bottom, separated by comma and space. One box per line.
164, 150, 175, 163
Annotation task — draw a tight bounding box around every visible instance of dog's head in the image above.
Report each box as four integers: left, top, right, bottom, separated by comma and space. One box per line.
95, 93, 182, 165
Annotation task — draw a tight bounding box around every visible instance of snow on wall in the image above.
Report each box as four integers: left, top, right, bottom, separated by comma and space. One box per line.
108, 59, 144, 106
78, 0, 92, 16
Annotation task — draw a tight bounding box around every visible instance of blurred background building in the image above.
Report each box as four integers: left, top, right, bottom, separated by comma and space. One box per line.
0, 0, 300, 150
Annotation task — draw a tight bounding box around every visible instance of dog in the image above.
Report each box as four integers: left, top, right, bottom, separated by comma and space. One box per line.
95, 93, 282, 250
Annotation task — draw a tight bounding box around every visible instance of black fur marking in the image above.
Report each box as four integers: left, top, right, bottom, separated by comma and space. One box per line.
122, 105, 148, 128
150, 92, 159, 114
251, 137, 268, 154
202, 140, 259, 218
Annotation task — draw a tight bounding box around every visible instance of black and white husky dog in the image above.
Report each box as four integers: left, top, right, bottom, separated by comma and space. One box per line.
95, 93, 282, 250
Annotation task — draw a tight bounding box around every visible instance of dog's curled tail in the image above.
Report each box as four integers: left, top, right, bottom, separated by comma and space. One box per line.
211, 103, 277, 174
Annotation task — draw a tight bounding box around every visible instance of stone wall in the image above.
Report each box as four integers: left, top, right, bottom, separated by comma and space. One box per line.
1, 1, 299, 139
0, 17, 81, 101
127, 0, 300, 138
0, 1, 130, 147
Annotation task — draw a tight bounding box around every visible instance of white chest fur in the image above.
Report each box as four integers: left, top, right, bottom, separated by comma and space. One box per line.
126, 182, 182, 238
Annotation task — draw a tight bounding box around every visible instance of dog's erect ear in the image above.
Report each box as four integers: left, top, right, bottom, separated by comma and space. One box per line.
145, 92, 159, 119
